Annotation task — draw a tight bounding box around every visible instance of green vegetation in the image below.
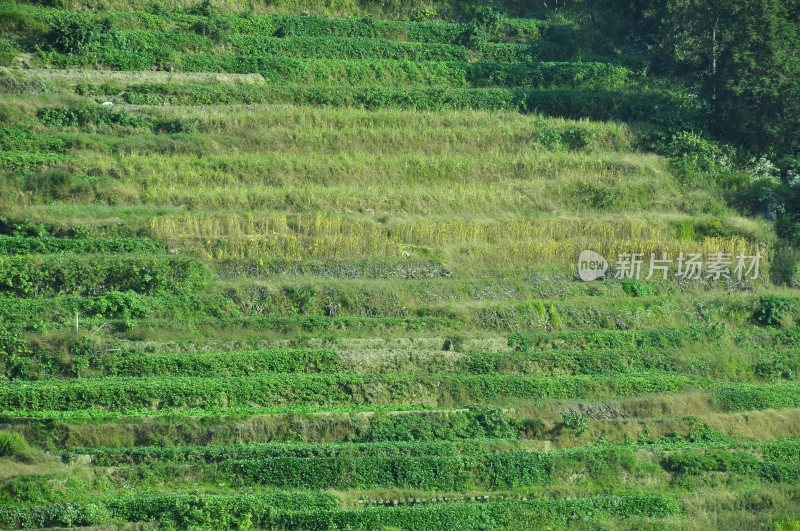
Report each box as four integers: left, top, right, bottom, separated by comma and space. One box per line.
0, 0, 798, 528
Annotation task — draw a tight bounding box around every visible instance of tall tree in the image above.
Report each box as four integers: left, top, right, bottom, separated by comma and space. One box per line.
656, 0, 800, 155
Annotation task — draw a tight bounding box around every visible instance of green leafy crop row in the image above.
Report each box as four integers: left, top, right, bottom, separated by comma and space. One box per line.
663, 449, 800, 482
0, 493, 680, 530
0, 491, 337, 530
36, 105, 194, 134
71, 438, 521, 465
0, 255, 211, 297
0, 373, 702, 412
79, 435, 800, 468
221, 446, 636, 489
715, 383, 800, 411
77, 348, 342, 378
0, 236, 163, 255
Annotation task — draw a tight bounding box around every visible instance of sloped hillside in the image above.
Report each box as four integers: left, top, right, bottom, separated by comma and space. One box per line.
0, 1, 799, 529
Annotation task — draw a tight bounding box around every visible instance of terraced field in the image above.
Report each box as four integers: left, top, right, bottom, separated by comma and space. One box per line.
1, 0, 799, 529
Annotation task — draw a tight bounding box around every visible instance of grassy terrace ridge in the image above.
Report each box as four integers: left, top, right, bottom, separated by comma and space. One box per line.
1, 0, 800, 529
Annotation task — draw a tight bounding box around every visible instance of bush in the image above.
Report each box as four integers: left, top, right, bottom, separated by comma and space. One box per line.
413, 7, 438, 22
0, 127, 65, 153
560, 411, 588, 435
562, 127, 591, 149
45, 12, 108, 54
22, 168, 87, 201
87, 291, 148, 320
621, 279, 653, 297
575, 181, 618, 210
0, 40, 19, 66
0, 326, 34, 380
734, 172, 783, 218
0, 494, 680, 529
458, 23, 490, 50
507, 333, 532, 353
0, 431, 36, 461
22, 170, 111, 202
193, 15, 232, 42
37, 105, 148, 129
464, 405, 516, 438
8, 223, 48, 238
152, 117, 195, 134
458, 3, 504, 50
753, 352, 796, 381
223, 445, 637, 490
282, 286, 316, 315
662, 131, 734, 185
754, 295, 793, 327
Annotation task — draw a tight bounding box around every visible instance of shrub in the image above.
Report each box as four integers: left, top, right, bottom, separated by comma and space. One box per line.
663, 131, 733, 185
562, 127, 591, 150
282, 286, 316, 315
0, 40, 19, 66
560, 411, 588, 435
543, 23, 579, 58
0, 494, 680, 529
753, 352, 796, 381
0, 374, 698, 412
442, 335, 464, 351
458, 24, 490, 50
734, 172, 783, 218
754, 295, 793, 327
507, 333, 531, 353
152, 117, 195, 134
193, 15, 232, 42
465, 405, 516, 438
621, 279, 654, 297
0, 326, 34, 380
0, 151, 66, 172
9, 223, 48, 238
188, 0, 215, 17
413, 7, 438, 22
46, 12, 108, 54
87, 291, 148, 320
0, 431, 36, 461
575, 181, 618, 210
37, 105, 148, 129
22, 168, 83, 201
